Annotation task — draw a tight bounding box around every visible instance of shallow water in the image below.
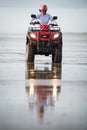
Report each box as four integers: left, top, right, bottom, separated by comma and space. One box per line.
0, 33, 87, 130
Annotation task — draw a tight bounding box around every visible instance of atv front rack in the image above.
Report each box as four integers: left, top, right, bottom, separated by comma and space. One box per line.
27, 25, 60, 32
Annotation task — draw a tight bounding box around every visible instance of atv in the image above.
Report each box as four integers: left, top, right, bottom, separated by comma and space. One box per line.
26, 14, 63, 63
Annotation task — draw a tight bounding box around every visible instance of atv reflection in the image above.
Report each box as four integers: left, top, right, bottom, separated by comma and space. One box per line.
25, 62, 61, 79
25, 63, 62, 121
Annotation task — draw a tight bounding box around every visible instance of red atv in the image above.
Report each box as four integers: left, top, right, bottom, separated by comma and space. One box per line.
26, 14, 63, 63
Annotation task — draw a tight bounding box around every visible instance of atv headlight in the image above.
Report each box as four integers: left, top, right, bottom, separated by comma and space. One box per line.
30, 33, 36, 39
54, 33, 60, 39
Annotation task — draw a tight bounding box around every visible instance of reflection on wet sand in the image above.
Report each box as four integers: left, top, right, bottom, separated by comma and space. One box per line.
25, 63, 62, 79
25, 63, 62, 122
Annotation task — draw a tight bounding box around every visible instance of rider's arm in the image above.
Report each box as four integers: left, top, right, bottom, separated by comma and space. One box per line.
49, 14, 53, 21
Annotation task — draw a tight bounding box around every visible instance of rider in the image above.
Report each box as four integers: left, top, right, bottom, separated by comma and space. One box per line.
30, 4, 55, 24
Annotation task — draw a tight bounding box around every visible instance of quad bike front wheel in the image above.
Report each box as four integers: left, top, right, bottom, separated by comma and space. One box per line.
52, 44, 62, 63
26, 44, 35, 62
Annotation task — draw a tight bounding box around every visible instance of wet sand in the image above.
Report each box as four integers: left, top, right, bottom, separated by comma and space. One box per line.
0, 33, 87, 130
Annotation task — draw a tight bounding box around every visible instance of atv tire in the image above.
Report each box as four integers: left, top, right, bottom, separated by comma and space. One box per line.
26, 44, 34, 62
52, 44, 62, 63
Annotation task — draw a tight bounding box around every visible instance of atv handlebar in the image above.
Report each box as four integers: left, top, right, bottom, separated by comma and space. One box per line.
30, 14, 58, 26
30, 22, 58, 27
49, 23, 58, 26
30, 21, 40, 25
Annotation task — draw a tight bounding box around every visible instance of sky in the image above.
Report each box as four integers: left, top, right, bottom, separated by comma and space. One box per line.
0, 0, 87, 33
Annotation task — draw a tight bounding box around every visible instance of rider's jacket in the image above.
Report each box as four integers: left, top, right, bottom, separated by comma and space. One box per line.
31, 13, 53, 24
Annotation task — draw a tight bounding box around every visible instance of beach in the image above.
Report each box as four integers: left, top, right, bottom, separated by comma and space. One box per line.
0, 33, 87, 130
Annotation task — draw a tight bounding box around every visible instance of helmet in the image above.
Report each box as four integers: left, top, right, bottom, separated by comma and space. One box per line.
39, 5, 48, 12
